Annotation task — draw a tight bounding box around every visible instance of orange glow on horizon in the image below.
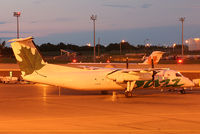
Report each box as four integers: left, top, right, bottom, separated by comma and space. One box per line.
194, 38, 200, 41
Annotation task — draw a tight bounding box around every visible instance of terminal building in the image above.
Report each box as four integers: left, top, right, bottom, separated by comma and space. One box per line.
185, 38, 200, 51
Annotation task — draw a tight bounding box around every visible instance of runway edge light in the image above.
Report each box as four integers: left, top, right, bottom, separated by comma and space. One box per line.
72, 59, 77, 63
177, 59, 183, 64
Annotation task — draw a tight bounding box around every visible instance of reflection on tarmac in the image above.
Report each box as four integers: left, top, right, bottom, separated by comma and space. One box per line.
1, 83, 200, 134
35, 84, 48, 104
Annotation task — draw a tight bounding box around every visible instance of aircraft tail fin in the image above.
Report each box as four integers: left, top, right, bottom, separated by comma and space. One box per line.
142, 51, 165, 65
8, 37, 46, 76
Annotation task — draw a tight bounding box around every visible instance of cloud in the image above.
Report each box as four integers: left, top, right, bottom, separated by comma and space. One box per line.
0, 31, 31, 34
0, 21, 7, 24
32, 0, 42, 4
29, 17, 75, 24
32, 0, 48, 5
30, 21, 38, 24
34, 25, 186, 46
103, 3, 152, 9
55, 17, 76, 22
103, 4, 134, 9
0, 31, 15, 33
141, 4, 152, 8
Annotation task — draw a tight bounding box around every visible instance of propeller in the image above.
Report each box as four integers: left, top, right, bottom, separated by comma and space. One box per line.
151, 58, 158, 87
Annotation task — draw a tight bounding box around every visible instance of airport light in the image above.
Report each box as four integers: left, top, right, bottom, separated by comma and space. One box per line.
177, 59, 183, 64
72, 59, 77, 63
13, 12, 21, 39
144, 38, 150, 54
179, 17, 185, 56
106, 59, 110, 63
87, 43, 91, 47
173, 43, 176, 53
90, 14, 97, 63
145, 43, 150, 47
120, 40, 125, 55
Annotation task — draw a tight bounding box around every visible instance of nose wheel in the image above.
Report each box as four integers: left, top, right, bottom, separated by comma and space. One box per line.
180, 88, 186, 94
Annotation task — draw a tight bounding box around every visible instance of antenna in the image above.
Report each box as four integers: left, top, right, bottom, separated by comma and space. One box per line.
179, 17, 185, 56
90, 14, 97, 62
98, 37, 100, 57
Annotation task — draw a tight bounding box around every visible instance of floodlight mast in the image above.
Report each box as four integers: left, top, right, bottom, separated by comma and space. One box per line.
90, 14, 97, 63
13, 12, 21, 39
179, 17, 185, 56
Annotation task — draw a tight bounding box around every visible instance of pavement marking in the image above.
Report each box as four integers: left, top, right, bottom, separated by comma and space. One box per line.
1, 129, 200, 133
0, 69, 20, 71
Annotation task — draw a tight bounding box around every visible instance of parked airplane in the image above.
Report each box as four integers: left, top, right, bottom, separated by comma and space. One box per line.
141, 51, 165, 65
70, 51, 165, 65
70, 51, 164, 70
9, 37, 194, 97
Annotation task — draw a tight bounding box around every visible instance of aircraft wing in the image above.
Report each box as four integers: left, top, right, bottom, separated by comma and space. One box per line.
106, 68, 168, 83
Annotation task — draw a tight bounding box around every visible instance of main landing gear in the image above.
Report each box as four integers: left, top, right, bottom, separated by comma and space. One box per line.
125, 91, 134, 97
168, 88, 186, 94
124, 81, 135, 97
179, 88, 186, 94
167, 87, 187, 94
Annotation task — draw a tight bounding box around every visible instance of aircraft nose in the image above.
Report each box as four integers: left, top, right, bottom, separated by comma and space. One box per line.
186, 78, 195, 87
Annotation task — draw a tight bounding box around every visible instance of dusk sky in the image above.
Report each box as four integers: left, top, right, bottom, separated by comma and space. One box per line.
1, 0, 200, 46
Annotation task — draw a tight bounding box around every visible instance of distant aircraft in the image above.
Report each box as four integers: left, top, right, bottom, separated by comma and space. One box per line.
141, 51, 165, 65
9, 37, 194, 97
70, 51, 165, 65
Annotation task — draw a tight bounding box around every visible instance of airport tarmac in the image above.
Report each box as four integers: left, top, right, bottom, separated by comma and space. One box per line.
1, 84, 200, 134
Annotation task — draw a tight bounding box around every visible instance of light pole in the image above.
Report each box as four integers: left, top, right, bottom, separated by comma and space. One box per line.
120, 40, 125, 55
173, 43, 176, 53
144, 38, 150, 54
90, 14, 97, 63
97, 37, 100, 57
145, 43, 151, 55
179, 17, 185, 56
13, 12, 21, 39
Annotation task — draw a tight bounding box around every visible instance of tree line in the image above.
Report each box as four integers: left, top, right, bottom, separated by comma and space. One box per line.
37, 41, 187, 56
0, 40, 188, 57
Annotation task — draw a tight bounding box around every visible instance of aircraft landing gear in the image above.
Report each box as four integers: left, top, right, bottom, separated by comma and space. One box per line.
125, 81, 135, 97
180, 88, 186, 94
125, 91, 133, 97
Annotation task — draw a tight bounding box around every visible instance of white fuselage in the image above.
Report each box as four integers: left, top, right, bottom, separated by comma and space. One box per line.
22, 64, 194, 91
23, 64, 123, 90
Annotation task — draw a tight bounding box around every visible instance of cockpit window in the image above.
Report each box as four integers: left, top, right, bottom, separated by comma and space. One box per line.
176, 72, 182, 77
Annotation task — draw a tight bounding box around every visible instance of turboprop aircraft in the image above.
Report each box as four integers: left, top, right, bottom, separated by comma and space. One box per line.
140, 51, 165, 65
8, 37, 194, 97
70, 51, 164, 66
70, 50, 164, 70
